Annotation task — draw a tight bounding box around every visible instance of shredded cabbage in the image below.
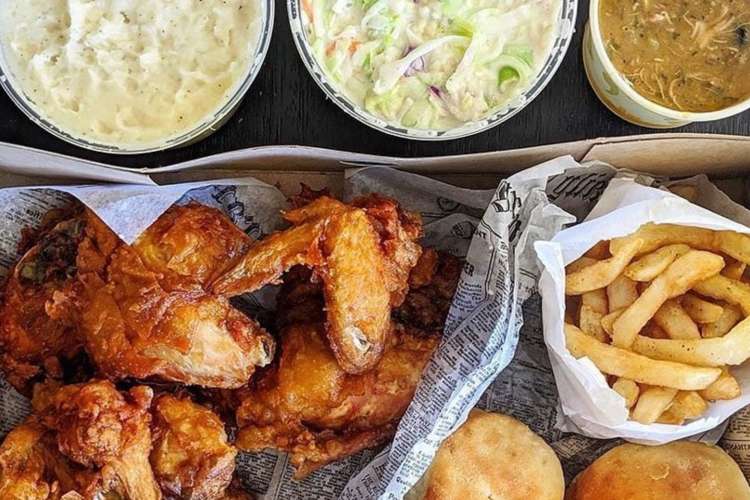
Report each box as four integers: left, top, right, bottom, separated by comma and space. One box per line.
307, 0, 561, 129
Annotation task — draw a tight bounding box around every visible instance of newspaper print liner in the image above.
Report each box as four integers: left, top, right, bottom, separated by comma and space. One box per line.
342, 163, 750, 497
1, 165, 748, 499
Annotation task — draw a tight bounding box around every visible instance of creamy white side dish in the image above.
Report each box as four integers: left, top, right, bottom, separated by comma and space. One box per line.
0, 0, 263, 149
303, 0, 560, 130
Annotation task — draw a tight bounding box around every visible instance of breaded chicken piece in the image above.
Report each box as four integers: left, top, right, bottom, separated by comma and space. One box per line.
151, 394, 237, 500
213, 195, 422, 374
235, 322, 439, 478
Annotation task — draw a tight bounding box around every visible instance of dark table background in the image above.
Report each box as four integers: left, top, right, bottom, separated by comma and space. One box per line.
1, 0, 748, 168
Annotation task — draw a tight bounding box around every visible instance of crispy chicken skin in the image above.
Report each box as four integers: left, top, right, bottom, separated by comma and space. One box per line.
78, 204, 274, 387
234, 249, 460, 478
0, 201, 275, 389
212, 195, 422, 374
151, 394, 237, 500
0, 210, 86, 394
0, 380, 161, 500
134, 204, 253, 287
235, 322, 439, 478
0, 422, 56, 500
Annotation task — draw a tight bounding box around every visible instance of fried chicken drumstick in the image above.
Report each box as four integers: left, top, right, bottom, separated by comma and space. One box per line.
0, 203, 275, 391
213, 195, 423, 374
235, 249, 461, 477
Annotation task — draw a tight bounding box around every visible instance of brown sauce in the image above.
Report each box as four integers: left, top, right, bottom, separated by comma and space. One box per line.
599, 0, 750, 112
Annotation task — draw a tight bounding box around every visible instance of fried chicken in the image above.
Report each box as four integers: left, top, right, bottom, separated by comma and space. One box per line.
235, 322, 439, 478
151, 394, 237, 500
0, 202, 275, 389
0, 380, 161, 500
213, 195, 422, 374
0, 209, 86, 393
235, 249, 459, 478
393, 249, 463, 332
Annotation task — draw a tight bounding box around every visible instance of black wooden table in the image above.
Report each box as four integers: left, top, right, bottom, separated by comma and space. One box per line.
1, 0, 748, 168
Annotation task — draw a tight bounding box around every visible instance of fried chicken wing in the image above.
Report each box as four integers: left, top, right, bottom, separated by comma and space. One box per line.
0, 211, 86, 393
151, 394, 237, 500
235, 322, 439, 477
234, 249, 460, 477
213, 195, 422, 374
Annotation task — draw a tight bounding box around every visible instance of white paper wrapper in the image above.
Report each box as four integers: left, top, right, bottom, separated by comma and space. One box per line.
535, 176, 750, 443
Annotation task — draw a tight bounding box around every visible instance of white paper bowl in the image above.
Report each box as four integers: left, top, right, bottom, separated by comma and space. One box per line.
584, 0, 750, 129
0, 1, 274, 155
288, 0, 577, 141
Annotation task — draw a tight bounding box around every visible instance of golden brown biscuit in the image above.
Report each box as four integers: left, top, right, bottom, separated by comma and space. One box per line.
407, 410, 564, 500
566, 441, 750, 500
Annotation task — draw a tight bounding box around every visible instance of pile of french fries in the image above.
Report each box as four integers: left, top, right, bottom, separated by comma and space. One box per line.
564, 223, 750, 425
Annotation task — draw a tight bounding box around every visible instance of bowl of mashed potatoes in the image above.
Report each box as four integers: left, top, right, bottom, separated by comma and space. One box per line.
289, 0, 577, 140
585, 0, 750, 128
0, 0, 273, 154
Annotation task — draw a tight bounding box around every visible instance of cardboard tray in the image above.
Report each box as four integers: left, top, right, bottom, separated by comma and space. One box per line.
2, 134, 750, 201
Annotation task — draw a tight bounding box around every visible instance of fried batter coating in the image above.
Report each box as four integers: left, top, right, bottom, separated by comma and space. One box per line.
151, 394, 237, 500
0, 212, 86, 393
77, 203, 273, 387
394, 249, 462, 332
0, 380, 161, 500
1, 201, 275, 389
235, 322, 439, 478
213, 195, 422, 374
0, 422, 56, 500
134, 203, 253, 287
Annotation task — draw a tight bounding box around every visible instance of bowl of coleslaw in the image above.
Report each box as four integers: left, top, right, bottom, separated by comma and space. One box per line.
289, 0, 576, 140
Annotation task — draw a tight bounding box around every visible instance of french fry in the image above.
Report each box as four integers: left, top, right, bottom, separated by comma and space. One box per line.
580, 305, 608, 342
722, 258, 747, 280
612, 250, 725, 348
623, 243, 691, 282
656, 408, 685, 425
701, 303, 743, 338
699, 368, 742, 401
565, 324, 721, 390
656, 391, 707, 424
642, 323, 670, 339
606, 275, 638, 311
632, 315, 750, 367
652, 299, 700, 339
585, 240, 610, 260
612, 378, 639, 408
600, 308, 624, 337
581, 289, 608, 314
566, 239, 643, 295
611, 223, 750, 265
693, 274, 750, 315
681, 294, 724, 324
566, 256, 598, 274
631, 386, 678, 424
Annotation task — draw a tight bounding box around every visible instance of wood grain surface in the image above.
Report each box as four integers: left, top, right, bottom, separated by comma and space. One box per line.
0, 0, 748, 169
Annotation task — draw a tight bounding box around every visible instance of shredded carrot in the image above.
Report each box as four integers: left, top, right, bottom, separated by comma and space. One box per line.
325, 41, 336, 56
349, 41, 361, 55
302, 0, 314, 22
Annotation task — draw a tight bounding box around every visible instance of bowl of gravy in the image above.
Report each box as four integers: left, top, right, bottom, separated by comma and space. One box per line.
584, 0, 750, 128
